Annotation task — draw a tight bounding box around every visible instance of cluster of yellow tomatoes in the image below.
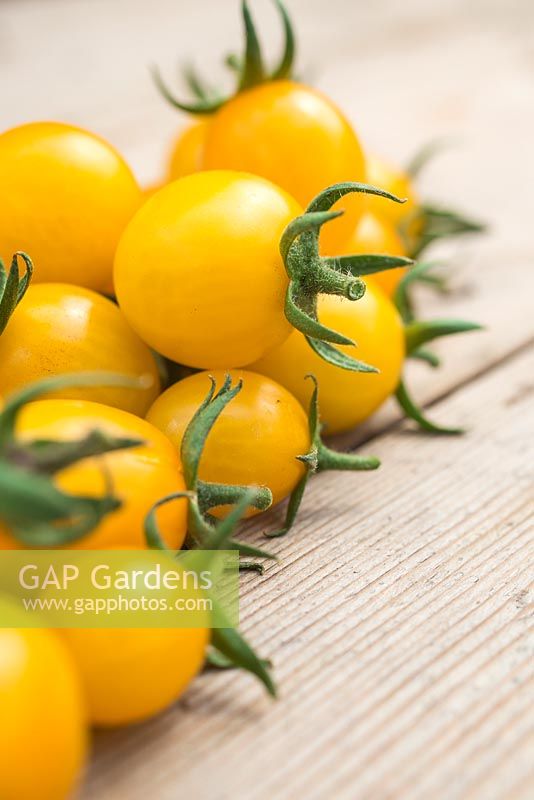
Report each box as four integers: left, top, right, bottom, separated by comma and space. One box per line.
0, 2, 483, 797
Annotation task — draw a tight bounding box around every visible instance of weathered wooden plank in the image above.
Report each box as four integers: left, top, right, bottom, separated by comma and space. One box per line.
82, 344, 534, 800
1, 2, 533, 797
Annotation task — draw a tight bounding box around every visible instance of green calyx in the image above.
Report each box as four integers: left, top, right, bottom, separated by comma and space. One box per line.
153, 0, 296, 115
403, 139, 486, 260
145, 375, 276, 562
281, 182, 413, 371
0, 252, 33, 337
393, 268, 483, 434
144, 375, 278, 696
0, 372, 148, 545
265, 375, 380, 538
405, 204, 486, 260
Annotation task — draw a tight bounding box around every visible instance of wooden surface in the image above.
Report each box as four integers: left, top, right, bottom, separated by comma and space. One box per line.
2, 0, 533, 798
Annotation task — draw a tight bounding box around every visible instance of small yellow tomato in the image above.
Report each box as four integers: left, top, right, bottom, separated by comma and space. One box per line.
365, 154, 420, 235
251, 282, 405, 434
115, 171, 300, 368
203, 81, 367, 246
0, 121, 142, 291
0, 283, 160, 415
62, 623, 208, 727
325, 211, 408, 297
0, 399, 187, 550
168, 118, 210, 180
147, 369, 309, 513
0, 621, 87, 800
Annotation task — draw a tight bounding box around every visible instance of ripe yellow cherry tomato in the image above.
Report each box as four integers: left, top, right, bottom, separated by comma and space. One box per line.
0, 621, 87, 800
168, 118, 210, 180
0, 283, 160, 416
324, 211, 408, 297
251, 281, 405, 434
0, 399, 187, 550
62, 623, 208, 726
365, 154, 420, 234
202, 81, 367, 246
115, 171, 300, 368
0, 121, 142, 291
147, 369, 309, 513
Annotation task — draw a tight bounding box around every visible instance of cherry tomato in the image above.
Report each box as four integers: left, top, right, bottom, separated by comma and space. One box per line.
0, 283, 160, 416
202, 81, 367, 245
365, 154, 420, 234
115, 171, 300, 368
168, 118, 210, 180
0, 122, 142, 291
147, 369, 309, 513
251, 281, 405, 434
0, 620, 87, 800
0, 399, 187, 550
324, 211, 408, 297
62, 622, 208, 727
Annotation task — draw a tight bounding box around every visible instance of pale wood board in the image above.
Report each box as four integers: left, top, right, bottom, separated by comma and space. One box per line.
1, 0, 533, 798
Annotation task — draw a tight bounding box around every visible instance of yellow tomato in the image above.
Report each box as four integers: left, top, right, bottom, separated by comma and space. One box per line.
147, 370, 309, 513
365, 154, 420, 235
168, 118, 209, 179
115, 171, 300, 368
0, 621, 87, 800
0, 121, 142, 291
203, 81, 367, 246
62, 623, 208, 727
0, 283, 160, 415
251, 282, 405, 434
0, 399, 187, 550
325, 211, 408, 297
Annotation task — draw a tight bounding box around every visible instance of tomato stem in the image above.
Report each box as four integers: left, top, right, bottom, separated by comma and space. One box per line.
153, 0, 297, 115
144, 478, 277, 696
265, 375, 380, 537
281, 182, 413, 371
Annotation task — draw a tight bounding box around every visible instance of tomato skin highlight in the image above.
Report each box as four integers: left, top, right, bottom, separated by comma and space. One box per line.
0, 622, 87, 800
168, 119, 210, 179
0, 121, 142, 291
115, 171, 300, 369
61, 624, 208, 727
147, 369, 309, 514
0, 399, 187, 550
0, 283, 160, 416
203, 81, 367, 246
251, 282, 406, 435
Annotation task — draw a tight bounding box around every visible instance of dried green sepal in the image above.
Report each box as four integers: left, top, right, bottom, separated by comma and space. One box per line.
0, 371, 150, 448
145, 488, 277, 696
0, 372, 148, 545
154, 0, 297, 115
395, 380, 464, 436
405, 137, 453, 179
404, 319, 483, 355
393, 260, 443, 324
0, 462, 121, 546
281, 182, 412, 370
392, 274, 483, 433
406, 204, 486, 259
265, 375, 379, 537
0, 252, 33, 337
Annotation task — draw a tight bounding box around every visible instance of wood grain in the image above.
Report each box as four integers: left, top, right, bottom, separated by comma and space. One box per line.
82, 342, 534, 800
1, 0, 533, 797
